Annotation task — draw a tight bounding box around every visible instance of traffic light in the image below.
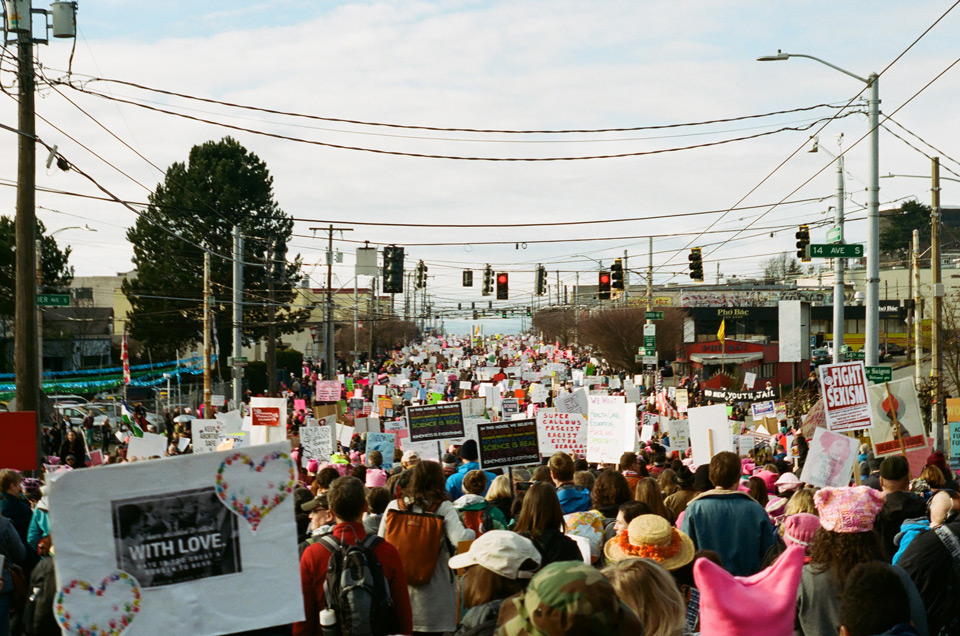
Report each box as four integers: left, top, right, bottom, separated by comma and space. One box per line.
463, 270, 473, 287
496, 272, 509, 300
482, 265, 493, 296
415, 260, 427, 289
382, 245, 404, 294
796, 224, 810, 261
598, 271, 611, 300
688, 248, 703, 282
611, 258, 624, 291
535, 265, 547, 296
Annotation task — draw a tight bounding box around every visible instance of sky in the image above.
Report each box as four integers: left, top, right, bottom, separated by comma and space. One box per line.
2, 1, 959, 336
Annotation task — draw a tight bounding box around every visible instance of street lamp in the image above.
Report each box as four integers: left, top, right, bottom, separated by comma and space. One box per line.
758, 50, 881, 366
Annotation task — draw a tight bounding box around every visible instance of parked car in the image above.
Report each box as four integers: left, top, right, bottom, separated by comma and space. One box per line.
55, 403, 110, 427
812, 347, 831, 365
88, 401, 160, 427
881, 342, 906, 357
48, 394, 88, 405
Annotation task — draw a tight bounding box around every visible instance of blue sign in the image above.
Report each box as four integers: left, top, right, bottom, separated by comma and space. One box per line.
949, 422, 960, 460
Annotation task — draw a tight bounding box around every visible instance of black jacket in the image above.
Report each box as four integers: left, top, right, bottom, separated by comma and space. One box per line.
522, 527, 582, 567
876, 491, 927, 561
899, 521, 960, 636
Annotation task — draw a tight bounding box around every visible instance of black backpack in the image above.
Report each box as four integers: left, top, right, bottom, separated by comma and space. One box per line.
320, 534, 396, 636
18, 556, 59, 636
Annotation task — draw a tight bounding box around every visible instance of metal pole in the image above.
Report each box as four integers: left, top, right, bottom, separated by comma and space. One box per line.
267, 247, 277, 395
623, 249, 629, 306
354, 275, 359, 370
647, 237, 653, 314
35, 239, 42, 386
325, 225, 335, 379
574, 271, 579, 347
833, 152, 846, 363
865, 74, 880, 366
15, 30, 39, 445
232, 226, 243, 408
203, 251, 212, 417
913, 230, 922, 391
931, 157, 944, 451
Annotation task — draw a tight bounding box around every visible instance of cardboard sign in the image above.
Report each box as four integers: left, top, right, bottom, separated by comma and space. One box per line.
639, 424, 654, 443
0, 411, 37, 471
48, 442, 303, 634
249, 398, 287, 446
300, 423, 333, 468
586, 396, 636, 464
459, 381, 472, 391
365, 432, 396, 471
127, 432, 169, 459
192, 420, 223, 454
675, 389, 689, 413
476, 419, 540, 469
801, 398, 826, 440
800, 427, 860, 488
501, 397, 520, 417
293, 399, 307, 413
750, 401, 776, 420
405, 403, 465, 443
316, 381, 341, 402
743, 371, 757, 389
251, 407, 281, 427
818, 361, 872, 433
211, 394, 226, 407
88, 449, 104, 467
557, 388, 588, 415
868, 378, 926, 456
669, 419, 690, 450
537, 412, 587, 457
688, 404, 734, 467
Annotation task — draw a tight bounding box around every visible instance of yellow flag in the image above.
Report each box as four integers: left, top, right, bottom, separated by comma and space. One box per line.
717, 319, 726, 342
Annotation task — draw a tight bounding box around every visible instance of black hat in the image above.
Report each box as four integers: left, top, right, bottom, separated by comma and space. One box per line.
460, 439, 479, 462
674, 465, 695, 488
880, 455, 910, 481
293, 486, 313, 512
301, 493, 329, 512
693, 464, 713, 492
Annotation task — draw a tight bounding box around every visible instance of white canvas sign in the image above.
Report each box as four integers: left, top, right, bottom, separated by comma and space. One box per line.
556, 388, 588, 415
586, 396, 636, 464
688, 404, 734, 467
127, 432, 168, 459
191, 420, 222, 454
800, 427, 860, 488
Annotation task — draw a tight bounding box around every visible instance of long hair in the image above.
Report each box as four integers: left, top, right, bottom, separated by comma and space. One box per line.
659, 469, 679, 497
485, 474, 513, 502
603, 558, 685, 636
808, 528, 882, 591
461, 564, 528, 608
405, 460, 449, 508
513, 482, 566, 538
592, 469, 632, 513
636, 477, 673, 522
747, 476, 769, 508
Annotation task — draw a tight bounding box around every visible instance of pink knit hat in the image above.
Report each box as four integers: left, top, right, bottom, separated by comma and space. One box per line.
695, 545, 805, 636
756, 469, 778, 494
365, 468, 388, 488
306, 459, 319, 474
782, 513, 820, 550
814, 486, 886, 533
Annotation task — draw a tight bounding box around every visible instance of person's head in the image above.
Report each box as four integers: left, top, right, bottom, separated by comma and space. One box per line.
441, 453, 459, 476
619, 452, 638, 472
531, 465, 552, 483
746, 476, 769, 508
486, 474, 512, 502
549, 452, 575, 485
693, 464, 713, 492
401, 450, 420, 470
602, 558, 685, 636
784, 487, 818, 516
366, 486, 390, 515
919, 464, 945, 489
658, 468, 678, 495
66, 429, 77, 442
327, 476, 366, 523
781, 513, 820, 553
316, 466, 341, 492
406, 460, 448, 505
709, 451, 741, 490
448, 530, 541, 608
614, 501, 652, 534
634, 477, 671, 521
0, 468, 23, 495
65, 454, 77, 468
459, 439, 479, 463
367, 449, 383, 468
839, 562, 913, 636
513, 481, 566, 538
302, 492, 334, 529
463, 469, 488, 496
879, 455, 910, 493
592, 469, 632, 513
573, 470, 595, 492
604, 514, 695, 571
810, 486, 887, 590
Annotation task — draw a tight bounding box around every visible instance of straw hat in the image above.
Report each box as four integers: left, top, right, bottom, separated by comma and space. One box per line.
603, 514, 695, 570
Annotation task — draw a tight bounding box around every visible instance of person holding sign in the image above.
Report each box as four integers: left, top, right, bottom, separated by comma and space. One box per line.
446, 440, 496, 500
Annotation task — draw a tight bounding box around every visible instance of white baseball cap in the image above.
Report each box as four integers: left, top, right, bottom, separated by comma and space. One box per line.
448, 530, 541, 579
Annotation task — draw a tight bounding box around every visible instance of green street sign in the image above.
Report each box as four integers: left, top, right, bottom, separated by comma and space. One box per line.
645, 311, 664, 320
826, 227, 842, 243
643, 335, 656, 348
37, 293, 70, 307
846, 350, 866, 360
643, 347, 656, 356
809, 243, 864, 258
865, 366, 893, 384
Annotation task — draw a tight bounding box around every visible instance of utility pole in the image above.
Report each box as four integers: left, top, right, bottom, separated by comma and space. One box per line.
231, 226, 243, 408
646, 237, 653, 314
369, 275, 378, 363
833, 145, 846, 364
308, 225, 352, 380
623, 249, 629, 307
574, 271, 580, 347
35, 239, 42, 388
353, 275, 359, 371
931, 157, 944, 451
913, 230, 922, 392
203, 251, 212, 417
266, 245, 277, 395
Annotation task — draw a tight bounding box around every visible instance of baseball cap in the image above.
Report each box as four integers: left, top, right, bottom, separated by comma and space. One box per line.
448, 530, 541, 579
880, 455, 910, 481
301, 493, 329, 512
401, 450, 420, 463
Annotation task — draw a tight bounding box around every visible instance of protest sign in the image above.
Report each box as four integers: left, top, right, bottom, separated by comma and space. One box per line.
476, 419, 540, 469
537, 412, 587, 457
459, 380, 472, 391
688, 404, 734, 467
293, 399, 306, 413
818, 361, 872, 433
743, 371, 757, 389
0, 411, 37, 471
557, 388, 588, 415
502, 397, 520, 417
300, 423, 333, 468
639, 424, 654, 443
750, 401, 776, 421
675, 389, 689, 413
192, 420, 223, 454
406, 402, 465, 443
530, 383, 548, 404
215, 410, 243, 435
338, 424, 356, 448
377, 397, 392, 417
349, 398, 364, 412
88, 449, 104, 467
178, 437, 191, 453
127, 432, 168, 459
211, 394, 225, 407
383, 419, 411, 449
669, 419, 690, 451
316, 380, 341, 402
868, 379, 926, 456
48, 441, 303, 634
624, 386, 641, 404
951, 421, 960, 460
800, 428, 860, 488
801, 398, 826, 440
586, 396, 636, 464
365, 432, 396, 471
738, 434, 755, 456
249, 397, 287, 446
775, 402, 788, 421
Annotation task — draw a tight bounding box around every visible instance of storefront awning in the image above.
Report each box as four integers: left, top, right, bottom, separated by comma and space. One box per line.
690, 352, 764, 364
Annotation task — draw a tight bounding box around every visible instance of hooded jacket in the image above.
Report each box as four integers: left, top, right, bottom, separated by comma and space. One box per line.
892, 517, 929, 565
446, 462, 496, 500
556, 483, 592, 514
877, 491, 927, 562
453, 494, 507, 532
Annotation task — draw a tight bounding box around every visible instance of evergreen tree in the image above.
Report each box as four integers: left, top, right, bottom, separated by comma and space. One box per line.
0, 216, 74, 317
879, 200, 931, 263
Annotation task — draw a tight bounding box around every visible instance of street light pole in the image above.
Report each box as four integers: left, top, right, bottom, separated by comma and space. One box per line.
757, 51, 880, 365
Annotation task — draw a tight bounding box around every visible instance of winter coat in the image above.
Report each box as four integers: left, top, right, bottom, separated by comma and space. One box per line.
446, 462, 497, 500
555, 483, 591, 514
892, 517, 930, 565
681, 489, 776, 576
453, 600, 504, 636
520, 526, 583, 568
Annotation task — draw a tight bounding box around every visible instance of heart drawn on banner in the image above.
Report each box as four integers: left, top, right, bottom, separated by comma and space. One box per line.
55, 571, 141, 636
215, 450, 295, 532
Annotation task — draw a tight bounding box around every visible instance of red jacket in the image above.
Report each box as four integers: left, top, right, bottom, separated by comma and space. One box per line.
293, 521, 413, 636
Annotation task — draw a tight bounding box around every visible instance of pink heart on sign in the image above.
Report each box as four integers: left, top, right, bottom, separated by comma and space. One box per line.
215, 450, 295, 532
55, 571, 141, 636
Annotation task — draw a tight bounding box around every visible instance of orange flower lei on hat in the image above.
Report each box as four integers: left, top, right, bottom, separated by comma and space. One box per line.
616, 528, 683, 561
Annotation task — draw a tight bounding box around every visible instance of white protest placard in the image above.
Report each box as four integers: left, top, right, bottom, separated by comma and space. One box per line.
800, 427, 860, 488
48, 441, 303, 635
639, 424, 654, 443
750, 401, 776, 421
587, 396, 636, 464
249, 397, 287, 446
316, 380, 341, 402
557, 388, 588, 415
868, 378, 927, 456
215, 410, 243, 435
624, 386, 641, 404
210, 394, 225, 407
178, 436, 191, 452
403, 440, 441, 462
738, 433, 756, 456
609, 377, 622, 390
192, 420, 223, 454
127, 432, 168, 459
818, 361, 872, 432
743, 371, 757, 389
338, 424, 355, 448
675, 388, 689, 413
669, 419, 690, 451
300, 423, 333, 468
459, 381, 472, 391
530, 384, 548, 404
688, 404, 734, 467
537, 412, 587, 457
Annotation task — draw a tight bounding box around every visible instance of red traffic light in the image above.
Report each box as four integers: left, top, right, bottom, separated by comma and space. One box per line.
599, 274, 610, 284
497, 274, 508, 284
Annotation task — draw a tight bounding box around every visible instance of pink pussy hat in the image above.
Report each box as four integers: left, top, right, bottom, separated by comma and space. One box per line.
365, 468, 387, 488
814, 486, 886, 533
695, 544, 805, 636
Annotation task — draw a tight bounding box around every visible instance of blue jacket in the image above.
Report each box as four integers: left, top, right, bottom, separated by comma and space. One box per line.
446, 462, 496, 500
556, 484, 592, 514
892, 517, 929, 565
681, 490, 776, 577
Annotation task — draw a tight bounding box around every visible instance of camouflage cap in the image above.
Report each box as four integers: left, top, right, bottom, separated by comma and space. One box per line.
495, 561, 644, 636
